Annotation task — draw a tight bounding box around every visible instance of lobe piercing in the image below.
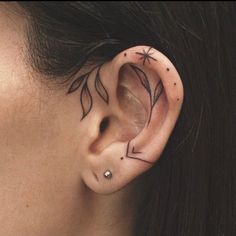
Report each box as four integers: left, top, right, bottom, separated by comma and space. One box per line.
103, 170, 112, 179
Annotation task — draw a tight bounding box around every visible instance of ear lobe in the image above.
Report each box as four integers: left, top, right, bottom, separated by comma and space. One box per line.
80, 46, 184, 194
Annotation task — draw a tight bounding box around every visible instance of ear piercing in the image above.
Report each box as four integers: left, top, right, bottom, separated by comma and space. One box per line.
103, 170, 112, 179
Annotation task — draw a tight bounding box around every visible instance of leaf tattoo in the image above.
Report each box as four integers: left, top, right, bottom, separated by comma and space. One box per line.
130, 65, 152, 95
95, 67, 109, 104
153, 80, 163, 106
67, 73, 88, 94
80, 81, 93, 120
130, 64, 163, 126
67, 65, 109, 120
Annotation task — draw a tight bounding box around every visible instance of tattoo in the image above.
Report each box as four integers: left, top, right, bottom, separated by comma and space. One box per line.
130, 65, 163, 125
66, 48, 164, 167
95, 67, 109, 104
80, 78, 93, 120
120, 141, 154, 164
166, 67, 170, 71
67, 47, 162, 123
136, 47, 157, 66
67, 64, 109, 120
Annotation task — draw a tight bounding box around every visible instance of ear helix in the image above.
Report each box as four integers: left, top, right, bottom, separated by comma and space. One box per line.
69, 46, 183, 191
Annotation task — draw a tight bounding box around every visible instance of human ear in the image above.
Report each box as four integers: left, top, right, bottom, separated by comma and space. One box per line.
67, 45, 184, 194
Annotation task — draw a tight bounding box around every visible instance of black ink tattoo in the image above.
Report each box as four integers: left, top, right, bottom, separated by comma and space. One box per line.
130, 65, 163, 125
136, 47, 157, 66
67, 65, 109, 120
80, 79, 93, 120
95, 67, 109, 104
122, 141, 154, 164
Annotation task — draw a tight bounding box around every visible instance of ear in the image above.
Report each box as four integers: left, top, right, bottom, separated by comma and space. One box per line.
67, 45, 184, 194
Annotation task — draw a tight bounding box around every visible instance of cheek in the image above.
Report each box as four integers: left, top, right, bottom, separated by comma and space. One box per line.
0, 71, 80, 170
0, 79, 47, 155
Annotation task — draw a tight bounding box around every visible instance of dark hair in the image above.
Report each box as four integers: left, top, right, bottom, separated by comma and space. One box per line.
17, 2, 236, 236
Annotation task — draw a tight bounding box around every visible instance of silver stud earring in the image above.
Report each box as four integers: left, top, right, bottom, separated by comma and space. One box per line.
103, 170, 112, 179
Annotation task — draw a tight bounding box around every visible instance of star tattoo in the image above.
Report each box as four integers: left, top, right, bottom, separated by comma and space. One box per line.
136, 47, 157, 66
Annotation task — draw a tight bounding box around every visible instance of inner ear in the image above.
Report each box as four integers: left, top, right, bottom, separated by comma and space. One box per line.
117, 64, 149, 116
117, 64, 148, 133
99, 117, 109, 134
90, 64, 149, 155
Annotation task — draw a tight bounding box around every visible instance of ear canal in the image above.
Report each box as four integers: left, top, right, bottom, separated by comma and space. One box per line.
81, 45, 184, 194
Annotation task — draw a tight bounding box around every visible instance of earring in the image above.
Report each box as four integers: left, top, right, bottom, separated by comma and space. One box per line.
103, 170, 112, 179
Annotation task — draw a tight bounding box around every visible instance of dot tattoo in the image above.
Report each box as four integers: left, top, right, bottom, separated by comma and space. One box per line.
136, 47, 157, 66
66, 50, 163, 168
166, 68, 170, 71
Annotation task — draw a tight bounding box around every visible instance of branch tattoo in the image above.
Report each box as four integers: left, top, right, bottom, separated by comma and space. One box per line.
67, 65, 109, 120
130, 64, 163, 126
66, 47, 165, 166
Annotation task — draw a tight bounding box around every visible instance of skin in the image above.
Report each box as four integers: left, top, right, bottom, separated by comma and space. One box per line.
0, 3, 183, 236
0, 4, 136, 236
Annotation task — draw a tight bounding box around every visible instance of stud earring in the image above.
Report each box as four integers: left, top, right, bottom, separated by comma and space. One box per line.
103, 170, 112, 179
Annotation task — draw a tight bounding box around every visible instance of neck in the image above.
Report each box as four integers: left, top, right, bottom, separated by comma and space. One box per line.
78, 181, 138, 236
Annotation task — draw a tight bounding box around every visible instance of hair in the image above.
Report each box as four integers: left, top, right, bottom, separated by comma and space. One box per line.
17, 2, 236, 236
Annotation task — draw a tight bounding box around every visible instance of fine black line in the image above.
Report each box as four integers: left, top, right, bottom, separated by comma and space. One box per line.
135, 47, 157, 66
80, 79, 93, 121
125, 141, 154, 165
130, 64, 163, 126
67, 63, 109, 121
95, 67, 109, 104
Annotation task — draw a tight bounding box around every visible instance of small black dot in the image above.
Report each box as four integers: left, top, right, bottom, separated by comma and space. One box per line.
174, 83, 176, 86
177, 98, 180, 101
124, 53, 127, 57
120, 157, 124, 160
167, 68, 170, 71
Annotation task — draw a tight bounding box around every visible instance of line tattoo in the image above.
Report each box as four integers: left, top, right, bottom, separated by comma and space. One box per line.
121, 141, 154, 164
66, 64, 109, 120
136, 47, 157, 66
95, 67, 109, 104
130, 65, 163, 125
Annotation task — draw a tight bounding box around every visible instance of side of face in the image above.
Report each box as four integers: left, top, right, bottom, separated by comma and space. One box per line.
0, 5, 86, 234
0, 3, 183, 235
